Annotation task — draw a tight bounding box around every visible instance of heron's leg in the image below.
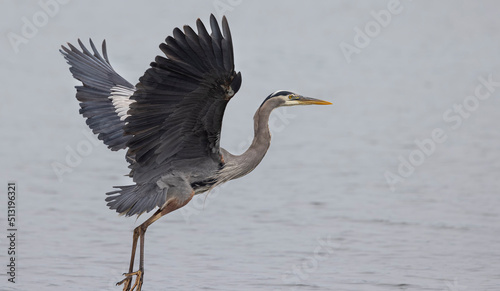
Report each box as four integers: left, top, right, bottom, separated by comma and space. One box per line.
139, 225, 146, 272
117, 209, 163, 291
129, 209, 159, 273
117, 192, 194, 291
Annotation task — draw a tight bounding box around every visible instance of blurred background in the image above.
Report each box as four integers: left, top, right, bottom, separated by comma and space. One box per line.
1, 0, 499, 290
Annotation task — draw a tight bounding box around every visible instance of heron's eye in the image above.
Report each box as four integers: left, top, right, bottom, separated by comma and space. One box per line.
288, 95, 293, 99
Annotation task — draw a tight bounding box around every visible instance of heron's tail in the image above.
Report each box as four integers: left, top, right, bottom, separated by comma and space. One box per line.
60, 39, 135, 151
105, 184, 167, 217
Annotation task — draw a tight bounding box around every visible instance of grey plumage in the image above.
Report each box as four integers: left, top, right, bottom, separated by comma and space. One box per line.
62, 15, 242, 216
61, 15, 330, 290
60, 39, 134, 151
110, 15, 242, 216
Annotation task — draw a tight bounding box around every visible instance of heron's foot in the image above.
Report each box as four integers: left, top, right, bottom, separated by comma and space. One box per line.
117, 269, 143, 291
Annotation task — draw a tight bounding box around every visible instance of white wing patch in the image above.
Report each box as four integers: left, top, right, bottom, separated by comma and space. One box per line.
109, 85, 136, 121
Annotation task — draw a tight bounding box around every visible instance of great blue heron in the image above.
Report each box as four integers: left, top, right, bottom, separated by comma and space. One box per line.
61, 14, 331, 290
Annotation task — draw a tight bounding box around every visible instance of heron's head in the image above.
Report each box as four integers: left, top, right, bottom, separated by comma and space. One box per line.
260, 90, 332, 108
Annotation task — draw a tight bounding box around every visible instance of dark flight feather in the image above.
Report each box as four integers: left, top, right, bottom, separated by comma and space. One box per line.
105, 15, 242, 215
60, 39, 135, 151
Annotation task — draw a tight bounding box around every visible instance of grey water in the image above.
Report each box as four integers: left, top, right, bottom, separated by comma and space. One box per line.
1, 1, 499, 290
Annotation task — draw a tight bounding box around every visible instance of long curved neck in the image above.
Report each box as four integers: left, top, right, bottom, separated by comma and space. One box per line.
219, 101, 277, 182
247, 103, 273, 163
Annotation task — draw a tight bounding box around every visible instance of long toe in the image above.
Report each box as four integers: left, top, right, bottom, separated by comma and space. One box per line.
117, 270, 143, 291
116, 275, 132, 291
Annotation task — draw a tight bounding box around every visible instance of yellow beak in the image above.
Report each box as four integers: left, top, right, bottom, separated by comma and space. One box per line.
298, 96, 332, 105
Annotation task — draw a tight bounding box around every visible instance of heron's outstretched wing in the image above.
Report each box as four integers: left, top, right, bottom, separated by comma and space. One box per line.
60, 39, 135, 151
125, 14, 242, 182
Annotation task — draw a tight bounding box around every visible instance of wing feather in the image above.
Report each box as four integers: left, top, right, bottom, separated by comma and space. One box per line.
124, 15, 242, 184
104, 15, 242, 216
60, 39, 135, 151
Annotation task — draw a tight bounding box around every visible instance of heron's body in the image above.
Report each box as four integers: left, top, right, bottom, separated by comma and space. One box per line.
61, 14, 330, 291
